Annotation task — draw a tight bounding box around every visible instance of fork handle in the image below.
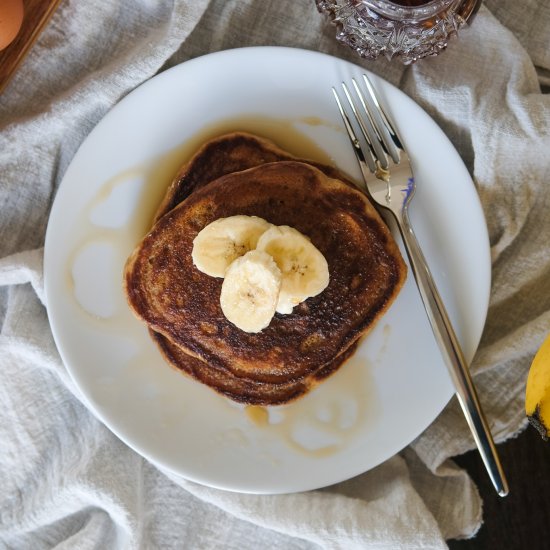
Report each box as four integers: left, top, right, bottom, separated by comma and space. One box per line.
397, 208, 509, 497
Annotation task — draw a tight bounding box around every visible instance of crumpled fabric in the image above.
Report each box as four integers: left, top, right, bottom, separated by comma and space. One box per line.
1, 1, 549, 548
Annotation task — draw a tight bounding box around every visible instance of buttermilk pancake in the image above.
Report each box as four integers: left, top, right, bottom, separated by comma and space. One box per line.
125, 160, 407, 392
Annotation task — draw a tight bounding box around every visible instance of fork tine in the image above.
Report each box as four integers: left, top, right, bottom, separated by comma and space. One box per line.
353, 77, 399, 166
341, 84, 380, 170
361, 74, 404, 155
341, 81, 388, 172
351, 78, 388, 160
332, 86, 377, 175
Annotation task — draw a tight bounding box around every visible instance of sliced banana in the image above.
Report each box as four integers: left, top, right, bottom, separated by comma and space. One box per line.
257, 225, 329, 314
192, 215, 273, 277
220, 250, 282, 333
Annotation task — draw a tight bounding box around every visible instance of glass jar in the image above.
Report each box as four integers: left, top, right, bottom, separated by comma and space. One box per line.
316, 0, 482, 64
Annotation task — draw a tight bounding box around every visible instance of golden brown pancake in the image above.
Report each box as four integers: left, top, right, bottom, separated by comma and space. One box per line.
125, 160, 407, 390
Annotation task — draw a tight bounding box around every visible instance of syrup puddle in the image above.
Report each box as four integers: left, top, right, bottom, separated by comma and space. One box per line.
66, 115, 383, 459
238, 342, 383, 458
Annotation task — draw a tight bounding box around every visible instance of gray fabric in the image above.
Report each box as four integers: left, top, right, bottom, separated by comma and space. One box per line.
1, 1, 549, 548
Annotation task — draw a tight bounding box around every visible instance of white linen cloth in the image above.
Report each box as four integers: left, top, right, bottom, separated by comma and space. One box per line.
1, 1, 549, 548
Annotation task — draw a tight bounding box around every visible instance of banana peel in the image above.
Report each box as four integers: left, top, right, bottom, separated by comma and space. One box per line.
526, 332, 550, 439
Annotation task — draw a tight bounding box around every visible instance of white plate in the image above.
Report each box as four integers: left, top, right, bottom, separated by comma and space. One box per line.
44, 47, 490, 494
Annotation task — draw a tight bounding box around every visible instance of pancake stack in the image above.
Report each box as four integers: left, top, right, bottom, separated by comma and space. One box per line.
124, 132, 407, 405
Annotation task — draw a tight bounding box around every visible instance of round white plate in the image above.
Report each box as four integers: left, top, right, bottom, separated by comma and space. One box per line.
44, 47, 490, 494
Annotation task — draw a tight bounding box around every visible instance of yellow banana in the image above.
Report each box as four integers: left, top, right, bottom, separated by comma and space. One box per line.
525, 332, 550, 439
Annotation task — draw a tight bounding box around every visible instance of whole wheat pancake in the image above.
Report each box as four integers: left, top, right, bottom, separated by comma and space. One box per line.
154, 131, 356, 221
146, 131, 374, 404
151, 330, 359, 405
125, 160, 406, 387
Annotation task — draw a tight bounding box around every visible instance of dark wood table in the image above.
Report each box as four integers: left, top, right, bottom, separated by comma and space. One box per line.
448, 425, 550, 549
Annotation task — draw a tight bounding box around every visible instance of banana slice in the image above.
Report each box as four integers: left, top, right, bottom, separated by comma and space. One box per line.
220, 250, 282, 333
192, 215, 273, 277
257, 225, 329, 314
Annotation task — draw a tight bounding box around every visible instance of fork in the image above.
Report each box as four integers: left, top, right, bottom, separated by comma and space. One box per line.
333, 74, 509, 497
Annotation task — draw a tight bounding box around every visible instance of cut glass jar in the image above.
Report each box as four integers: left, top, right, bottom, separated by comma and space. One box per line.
316, 0, 482, 64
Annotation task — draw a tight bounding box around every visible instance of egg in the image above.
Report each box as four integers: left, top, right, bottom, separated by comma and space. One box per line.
0, 0, 24, 51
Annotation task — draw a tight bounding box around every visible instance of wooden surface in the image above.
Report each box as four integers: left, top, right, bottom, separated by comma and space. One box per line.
0, 0, 63, 93
449, 425, 550, 549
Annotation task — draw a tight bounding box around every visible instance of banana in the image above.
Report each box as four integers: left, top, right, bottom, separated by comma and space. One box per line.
220, 250, 282, 333
526, 332, 550, 439
257, 225, 329, 314
192, 215, 272, 277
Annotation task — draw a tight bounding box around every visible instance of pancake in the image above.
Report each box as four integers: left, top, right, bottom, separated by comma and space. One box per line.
154, 131, 357, 221
151, 330, 360, 405
145, 131, 375, 405
125, 160, 407, 389
126, 133, 407, 403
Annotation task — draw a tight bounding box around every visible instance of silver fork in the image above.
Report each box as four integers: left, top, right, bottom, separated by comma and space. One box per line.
333, 74, 509, 497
